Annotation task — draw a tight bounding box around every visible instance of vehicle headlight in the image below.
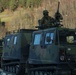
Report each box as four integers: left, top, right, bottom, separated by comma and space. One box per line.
60, 56, 65, 61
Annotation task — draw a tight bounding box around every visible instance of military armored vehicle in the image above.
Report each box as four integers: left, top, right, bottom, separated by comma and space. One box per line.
1, 2, 76, 75
27, 2, 76, 75
28, 27, 76, 75
1, 29, 36, 75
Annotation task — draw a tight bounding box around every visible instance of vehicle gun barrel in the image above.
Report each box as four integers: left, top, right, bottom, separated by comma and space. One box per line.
54, 1, 63, 27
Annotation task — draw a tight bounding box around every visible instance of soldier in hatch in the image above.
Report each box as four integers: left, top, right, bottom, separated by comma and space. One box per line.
40, 10, 55, 27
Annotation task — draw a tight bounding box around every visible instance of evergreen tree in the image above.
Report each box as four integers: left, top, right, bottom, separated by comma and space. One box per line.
19, 0, 26, 7
9, 0, 18, 11
0, 0, 10, 9
0, 1, 4, 12
26, 0, 41, 8
0, 0, 42, 11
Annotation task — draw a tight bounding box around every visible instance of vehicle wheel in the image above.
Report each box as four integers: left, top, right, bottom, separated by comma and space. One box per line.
12, 66, 15, 73
16, 64, 25, 75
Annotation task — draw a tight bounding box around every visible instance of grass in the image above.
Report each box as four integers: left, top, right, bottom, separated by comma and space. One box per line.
0, 0, 76, 28
0, 10, 13, 22
1, 17, 12, 22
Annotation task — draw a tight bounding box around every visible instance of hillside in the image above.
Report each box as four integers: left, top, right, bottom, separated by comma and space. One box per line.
0, 0, 76, 39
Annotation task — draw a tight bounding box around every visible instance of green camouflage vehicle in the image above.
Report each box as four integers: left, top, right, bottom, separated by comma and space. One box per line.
1, 29, 36, 75
27, 2, 76, 75
1, 2, 76, 75
28, 27, 76, 75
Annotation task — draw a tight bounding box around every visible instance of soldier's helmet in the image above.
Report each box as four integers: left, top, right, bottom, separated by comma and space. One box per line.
43, 10, 49, 16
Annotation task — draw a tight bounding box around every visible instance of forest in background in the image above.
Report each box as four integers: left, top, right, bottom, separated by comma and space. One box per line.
0, 0, 42, 12
0, 0, 76, 39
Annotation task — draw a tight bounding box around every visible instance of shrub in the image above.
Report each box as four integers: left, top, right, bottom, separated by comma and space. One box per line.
9, 0, 18, 11
18, 0, 26, 7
